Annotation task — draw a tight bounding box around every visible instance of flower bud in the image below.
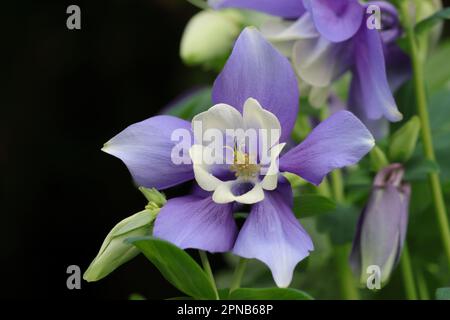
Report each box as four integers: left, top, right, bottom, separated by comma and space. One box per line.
180, 9, 243, 69
370, 146, 389, 172
412, 0, 443, 48
83, 209, 158, 282
84, 189, 165, 282
139, 187, 166, 208
350, 164, 410, 286
389, 116, 421, 163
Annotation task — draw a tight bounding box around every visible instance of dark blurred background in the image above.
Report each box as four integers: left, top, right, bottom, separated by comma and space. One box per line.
1, 0, 216, 300
2, 0, 450, 299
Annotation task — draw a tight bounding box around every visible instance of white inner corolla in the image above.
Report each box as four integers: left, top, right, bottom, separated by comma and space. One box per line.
189, 98, 285, 205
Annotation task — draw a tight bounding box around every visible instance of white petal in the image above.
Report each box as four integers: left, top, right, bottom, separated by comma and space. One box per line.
189, 145, 222, 191
192, 103, 244, 145
212, 180, 265, 205
261, 143, 286, 191
243, 98, 281, 149
309, 86, 330, 108
261, 13, 319, 42
292, 37, 345, 87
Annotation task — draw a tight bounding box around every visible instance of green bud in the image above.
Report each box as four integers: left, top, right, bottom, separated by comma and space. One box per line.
139, 187, 166, 209
83, 209, 159, 282
413, 0, 443, 51
370, 146, 389, 172
414, 0, 442, 23
389, 116, 421, 163
180, 9, 243, 70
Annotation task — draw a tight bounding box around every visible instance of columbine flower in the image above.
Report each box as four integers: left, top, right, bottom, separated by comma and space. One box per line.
102, 28, 375, 287
210, 0, 406, 134
349, 164, 410, 286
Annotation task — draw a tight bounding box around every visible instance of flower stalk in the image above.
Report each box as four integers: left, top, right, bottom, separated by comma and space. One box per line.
399, 0, 450, 267
400, 245, 418, 300
199, 251, 220, 300
334, 245, 360, 300
229, 258, 248, 292
331, 169, 360, 300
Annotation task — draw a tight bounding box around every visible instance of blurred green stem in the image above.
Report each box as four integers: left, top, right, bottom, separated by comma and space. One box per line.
230, 258, 247, 292
331, 169, 360, 300
400, 0, 450, 267
334, 245, 360, 300
199, 251, 219, 300
416, 268, 430, 300
400, 245, 418, 300
331, 170, 345, 203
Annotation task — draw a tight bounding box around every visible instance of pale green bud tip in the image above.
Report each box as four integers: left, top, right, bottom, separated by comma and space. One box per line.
389, 116, 421, 163
414, 0, 442, 21
139, 187, 166, 208
180, 9, 242, 67
101, 141, 112, 153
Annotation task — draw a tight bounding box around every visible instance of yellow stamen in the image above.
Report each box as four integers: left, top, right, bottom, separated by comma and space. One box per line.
230, 148, 260, 179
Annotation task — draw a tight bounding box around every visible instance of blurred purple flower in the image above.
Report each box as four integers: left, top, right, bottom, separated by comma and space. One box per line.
211, 0, 410, 136
350, 163, 410, 285
102, 28, 375, 287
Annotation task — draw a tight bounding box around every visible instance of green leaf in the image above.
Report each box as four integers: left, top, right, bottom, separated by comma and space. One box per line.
228, 288, 313, 300
415, 7, 450, 35
317, 205, 359, 245
425, 42, 450, 92
218, 288, 231, 300
407, 89, 450, 183
129, 293, 146, 300
284, 172, 307, 188
345, 167, 372, 187
128, 237, 217, 300
436, 287, 450, 300
164, 87, 212, 120
405, 159, 440, 181
293, 194, 337, 219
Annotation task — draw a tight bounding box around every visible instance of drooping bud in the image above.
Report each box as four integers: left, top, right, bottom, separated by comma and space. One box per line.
350, 164, 410, 287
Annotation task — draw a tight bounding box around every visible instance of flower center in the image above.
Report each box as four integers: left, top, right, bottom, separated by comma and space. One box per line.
229, 149, 260, 180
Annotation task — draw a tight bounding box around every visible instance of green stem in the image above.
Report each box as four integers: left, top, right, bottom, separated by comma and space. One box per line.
400, 245, 418, 300
330, 169, 360, 300
229, 258, 248, 292
416, 268, 430, 300
334, 245, 360, 300
331, 170, 345, 203
199, 251, 220, 300
400, 0, 450, 267
317, 177, 333, 198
